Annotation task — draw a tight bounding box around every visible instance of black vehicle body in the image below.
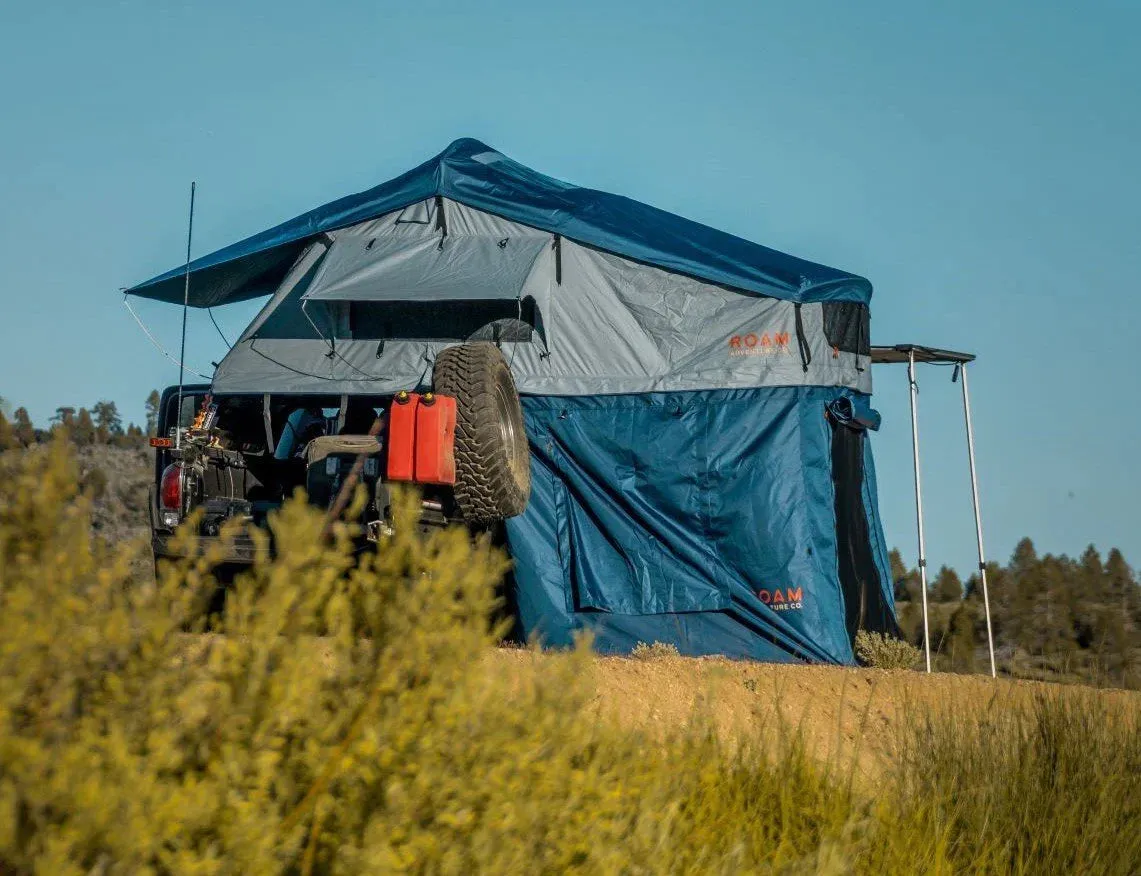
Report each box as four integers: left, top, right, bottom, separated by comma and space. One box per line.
150, 343, 530, 567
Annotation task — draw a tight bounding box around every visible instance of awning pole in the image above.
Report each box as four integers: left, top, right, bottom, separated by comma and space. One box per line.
959, 364, 997, 678
907, 350, 932, 673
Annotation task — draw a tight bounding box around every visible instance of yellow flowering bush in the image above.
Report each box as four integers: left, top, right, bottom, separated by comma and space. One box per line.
1, 441, 1137, 874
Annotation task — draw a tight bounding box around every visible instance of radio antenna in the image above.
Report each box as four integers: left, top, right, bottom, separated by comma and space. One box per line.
175, 181, 196, 449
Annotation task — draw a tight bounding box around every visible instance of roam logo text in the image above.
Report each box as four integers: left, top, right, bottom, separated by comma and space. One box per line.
729, 332, 791, 357
756, 587, 804, 611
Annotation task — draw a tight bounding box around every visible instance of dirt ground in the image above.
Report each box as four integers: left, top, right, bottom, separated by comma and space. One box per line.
491, 650, 1141, 780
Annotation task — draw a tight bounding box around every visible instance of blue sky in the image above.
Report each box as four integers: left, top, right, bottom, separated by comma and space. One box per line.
0, 0, 1138, 573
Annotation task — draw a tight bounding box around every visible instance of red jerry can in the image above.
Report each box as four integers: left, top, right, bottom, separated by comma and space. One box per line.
414, 393, 457, 485
386, 391, 420, 482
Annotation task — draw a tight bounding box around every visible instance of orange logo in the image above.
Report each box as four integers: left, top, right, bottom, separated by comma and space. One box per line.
729, 331, 791, 357
757, 587, 804, 611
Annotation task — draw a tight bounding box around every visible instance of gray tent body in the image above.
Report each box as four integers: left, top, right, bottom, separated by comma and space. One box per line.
213, 199, 871, 397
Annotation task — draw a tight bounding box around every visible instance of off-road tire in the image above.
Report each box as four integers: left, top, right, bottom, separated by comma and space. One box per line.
433, 343, 531, 524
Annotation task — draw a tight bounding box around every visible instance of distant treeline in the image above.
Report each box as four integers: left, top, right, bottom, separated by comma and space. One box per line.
891, 541, 1141, 689
0, 390, 161, 451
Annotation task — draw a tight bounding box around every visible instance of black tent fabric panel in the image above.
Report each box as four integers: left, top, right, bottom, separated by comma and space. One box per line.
830, 421, 901, 644
821, 302, 871, 357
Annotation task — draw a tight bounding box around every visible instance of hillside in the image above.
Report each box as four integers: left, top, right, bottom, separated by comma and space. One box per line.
75, 444, 152, 543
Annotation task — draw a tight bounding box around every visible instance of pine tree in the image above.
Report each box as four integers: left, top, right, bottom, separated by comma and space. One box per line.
889, 549, 912, 601
145, 390, 161, 437
933, 566, 963, 602
889, 550, 923, 603
1039, 555, 1079, 665
72, 408, 96, 446
947, 602, 978, 672
91, 400, 123, 444
1105, 549, 1140, 620
0, 411, 15, 451
113, 422, 145, 448
12, 408, 35, 447
1075, 545, 1105, 652
52, 407, 76, 429
1006, 538, 1042, 656
896, 600, 925, 648
1103, 549, 1140, 683
889, 549, 908, 586
1010, 537, 1038, 575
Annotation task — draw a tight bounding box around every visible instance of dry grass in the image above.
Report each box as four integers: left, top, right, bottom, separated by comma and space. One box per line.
489, 648, 1141, 783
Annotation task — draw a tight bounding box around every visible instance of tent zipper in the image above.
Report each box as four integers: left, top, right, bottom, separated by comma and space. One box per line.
434, 195, 448, 250
794, 303, 812, 373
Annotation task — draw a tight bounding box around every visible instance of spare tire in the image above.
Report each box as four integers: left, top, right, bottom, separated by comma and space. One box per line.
433, 342, 531, 523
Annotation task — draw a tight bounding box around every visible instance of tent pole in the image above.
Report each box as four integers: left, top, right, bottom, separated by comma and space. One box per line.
908, 350, 932, 673
960, 364, 997, 678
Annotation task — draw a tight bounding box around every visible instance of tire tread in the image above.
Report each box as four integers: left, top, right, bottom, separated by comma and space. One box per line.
433, 343, 530, 523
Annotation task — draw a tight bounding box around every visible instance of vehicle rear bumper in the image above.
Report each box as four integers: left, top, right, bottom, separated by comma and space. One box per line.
151, 531, 262, 565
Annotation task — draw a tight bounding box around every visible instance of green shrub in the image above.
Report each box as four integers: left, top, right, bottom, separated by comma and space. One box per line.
0, 441, 1136, 874
0, 441, 508, 873
0, 441, 932, 874
630, 640, 681, 660
854, 630, 922, 670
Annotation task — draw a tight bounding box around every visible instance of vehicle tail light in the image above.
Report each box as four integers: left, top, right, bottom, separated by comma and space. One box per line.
160, 463, 183, 513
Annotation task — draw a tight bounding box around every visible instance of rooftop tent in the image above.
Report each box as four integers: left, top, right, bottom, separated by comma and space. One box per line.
126, 138, 871, 308
126, 139, 898, 664
202, 198, 872, 398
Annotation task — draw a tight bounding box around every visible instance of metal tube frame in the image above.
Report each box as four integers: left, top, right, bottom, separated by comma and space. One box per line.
959, 364, 997, 677
907, 350, 933, 673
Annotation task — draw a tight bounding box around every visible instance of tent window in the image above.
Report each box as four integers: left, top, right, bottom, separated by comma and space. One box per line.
349, 296, 537, 343
822, 302, 870, 356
